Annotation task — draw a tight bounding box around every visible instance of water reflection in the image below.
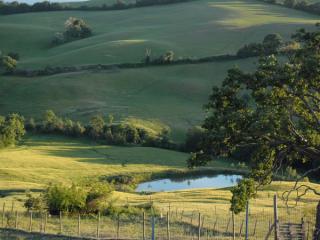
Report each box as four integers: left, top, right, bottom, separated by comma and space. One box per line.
136, 174, 242, 192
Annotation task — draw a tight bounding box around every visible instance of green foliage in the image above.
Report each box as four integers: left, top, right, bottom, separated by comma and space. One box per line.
24, 193, 46, 211
192, 25, 320, 213
0, 113, 25, 148
52, 17, 92, 45
230, 178, 256, 214
0, 55, 17, 73
45, 184, 87, 215
89, 114, 105, 138
284, 0, 296, 7
185, 126, 206, 152
237, 33, 283, 57
262, 33, 283, 54
26, 182, 114, 215
27, 110, 176, 149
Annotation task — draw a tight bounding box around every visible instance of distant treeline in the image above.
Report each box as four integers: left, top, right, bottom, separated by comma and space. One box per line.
0, 0, 195, 15
260, 0, 320, 15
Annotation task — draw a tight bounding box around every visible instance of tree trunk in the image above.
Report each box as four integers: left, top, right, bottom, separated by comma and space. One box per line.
314, 201, 320, 240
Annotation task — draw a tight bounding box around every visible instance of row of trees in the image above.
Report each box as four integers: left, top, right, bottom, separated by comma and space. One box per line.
188, 24, 320, 234
52, 17, 92, 45
26, 110, 175, 149
0, 113, 25, 148
0, 0, 194, 15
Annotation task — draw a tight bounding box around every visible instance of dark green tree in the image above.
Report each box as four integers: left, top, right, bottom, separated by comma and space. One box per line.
188, 25, 320, 221
89, 114, 105, 138
0, 113, 25, 147
262, 33, 283, 54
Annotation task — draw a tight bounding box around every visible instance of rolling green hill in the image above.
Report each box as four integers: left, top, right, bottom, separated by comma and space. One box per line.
0, 0, 318, 69
0, 59, 255, 141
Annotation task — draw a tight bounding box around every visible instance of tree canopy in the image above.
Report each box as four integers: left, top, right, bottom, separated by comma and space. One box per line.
188, 24, 320, 214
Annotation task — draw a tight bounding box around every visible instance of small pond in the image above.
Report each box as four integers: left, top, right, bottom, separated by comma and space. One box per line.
136, 174, 242, 192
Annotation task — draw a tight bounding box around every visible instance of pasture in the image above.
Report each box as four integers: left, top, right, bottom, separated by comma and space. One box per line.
0, 0, 318, 69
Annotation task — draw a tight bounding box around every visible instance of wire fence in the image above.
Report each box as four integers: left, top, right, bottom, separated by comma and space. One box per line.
0, 197, 318, 240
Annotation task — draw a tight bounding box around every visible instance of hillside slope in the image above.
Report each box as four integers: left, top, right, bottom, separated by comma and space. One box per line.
0, 0, 318, 69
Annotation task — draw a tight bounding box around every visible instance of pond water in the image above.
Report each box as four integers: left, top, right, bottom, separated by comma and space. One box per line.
136, 174, 242, 192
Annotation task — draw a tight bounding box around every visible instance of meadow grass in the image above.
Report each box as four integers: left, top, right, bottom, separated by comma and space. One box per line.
0, 0, 318, 69
0, 134, 241, 193
0, 59, 255, 141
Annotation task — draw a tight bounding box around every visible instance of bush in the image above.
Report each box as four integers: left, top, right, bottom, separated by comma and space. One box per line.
25, 182, 113, 215
53, 17, 92, 45
1, 55, 17, 73
45, 184, 87, 215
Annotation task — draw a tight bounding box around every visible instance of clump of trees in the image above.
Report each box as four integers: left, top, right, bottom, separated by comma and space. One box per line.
26, 110, 176, 149
52, 17, 92, 45
237, 33, 284, 57
0, 113, 25, 148
188, 24, 320, 234
0, 51, 19, 73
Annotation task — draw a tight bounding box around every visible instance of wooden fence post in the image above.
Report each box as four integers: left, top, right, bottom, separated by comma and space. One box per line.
40, 212, 43, 232
11, 201, 14, 214
274, 194, 279, 240
151, 215, 155, 240
142, 212, 145, 240
198, 212, 201, 240
59, 211, 62, 234
253, 218, 258, 236
245, 201, 249, 240
14, 211, 18, 229
117, 214, 120, 239
167, 211, 170, 240
78, 213, 81, 237
29, 211, 33, 232
232, 211, 235, 240
226, 217, 231, 233
44, 212, 47, 233
213, 218, 218, 236
2, 203, 5, 228
239, 220, 244, 236
96, 212, 100, 239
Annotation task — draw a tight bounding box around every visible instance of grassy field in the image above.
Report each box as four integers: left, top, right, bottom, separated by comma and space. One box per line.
0, 134, 245, 194
1, 181, 319, 239
0, 0, 318, 69
1, 2, 320, 237
0, 59, 255, 141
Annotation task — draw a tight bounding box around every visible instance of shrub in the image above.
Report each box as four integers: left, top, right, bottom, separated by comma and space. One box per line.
24, 193, 45, 211
45, 184, 87, 215
1, 55, 17, 73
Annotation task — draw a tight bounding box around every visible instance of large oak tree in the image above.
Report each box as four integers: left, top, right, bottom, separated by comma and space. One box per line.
188, 25, 320, 236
